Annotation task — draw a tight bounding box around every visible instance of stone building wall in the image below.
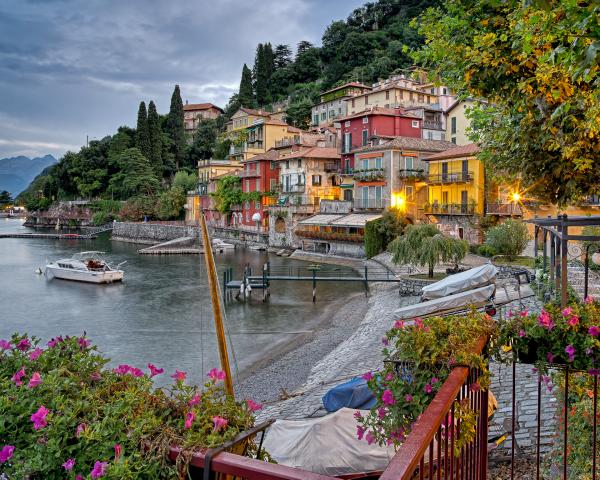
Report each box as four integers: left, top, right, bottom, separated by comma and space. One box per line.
111, 222, 199, 244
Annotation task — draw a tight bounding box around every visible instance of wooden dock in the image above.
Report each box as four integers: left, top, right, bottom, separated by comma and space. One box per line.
139, 247, 203, 255
0, 232, 97, 239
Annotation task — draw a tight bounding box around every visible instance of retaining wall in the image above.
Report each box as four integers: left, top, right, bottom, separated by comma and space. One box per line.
111, 222, 200, 244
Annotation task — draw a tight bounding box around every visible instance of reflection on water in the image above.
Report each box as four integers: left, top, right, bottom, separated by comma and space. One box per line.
0, 219, 361, 386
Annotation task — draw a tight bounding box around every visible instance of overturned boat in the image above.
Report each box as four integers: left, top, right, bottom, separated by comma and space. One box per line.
45, 251, 125, 284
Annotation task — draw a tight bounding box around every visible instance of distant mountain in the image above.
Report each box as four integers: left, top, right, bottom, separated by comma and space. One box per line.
0, 154, 57, 197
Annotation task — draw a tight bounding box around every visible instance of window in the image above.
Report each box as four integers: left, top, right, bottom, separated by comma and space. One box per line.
385, 90, 390, 100
312, 174, 322, 185
338, 107, 342, 115
297, 173, 304, 185
255, 179, 260, 191
451, 137, 457, 144
344, 120, 351, 127
245, 211, 250, 223
428, 131, 434, 140
399, 90, 404, 100
442, 88, 447, 95
297, 159, 302, 168
409, 92, 414, 101
430, 88, 435, 94
245, 201, 250, 209
285, 160, 289, 169
365, 96, 369, 105
375, 186, 382, 204
427, 96, 431, 104
404, 156, 414, 170
362, 116, 369, 124
412, 120, 419, 128
442, 191, 449, 204
352, 99, 355, 107
362, 129, 369, 146
255, 201, 260, 209
245, 179, 250, 191
384, 104, 389, 108
329, 110, 335, 118
345, 158, 350, 173
270, 179, 277, 191
270, 161, 276, 170
321, 112, 327, 121
375, 157, 382, 169
406, 185, 414, 200
344, 132, 352, 153
451, 117, 457, 134
313, 115, 319, 125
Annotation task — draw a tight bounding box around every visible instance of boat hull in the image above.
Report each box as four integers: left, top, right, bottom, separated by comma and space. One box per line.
45, 266, 124, 284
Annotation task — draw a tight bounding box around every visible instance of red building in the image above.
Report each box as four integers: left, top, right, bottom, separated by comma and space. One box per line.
339, 107, 422, 172
240, 150, 280, 230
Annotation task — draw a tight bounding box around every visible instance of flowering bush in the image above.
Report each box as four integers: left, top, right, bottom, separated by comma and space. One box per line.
0, 333, 262, 479
357, 310, 495, 447
495, 297, 599, 372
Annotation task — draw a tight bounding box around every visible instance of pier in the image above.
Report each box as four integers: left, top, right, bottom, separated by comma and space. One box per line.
0, 225, 113, 240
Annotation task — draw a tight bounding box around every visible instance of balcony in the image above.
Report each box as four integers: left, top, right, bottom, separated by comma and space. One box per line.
229, 145, 245, 156
398, 169, 426, 181
352, 168, 385, 182
239, 169, 261, 178
274, 137, 302, 148
486, 203, 523, 216
424, 203, 477, 215
296, 230, 364, 243
281, 184, 305, 194
324, 163, 340, 173
354, 197, 384, 210
427, 171, 474, 184
423, 120, 443, 130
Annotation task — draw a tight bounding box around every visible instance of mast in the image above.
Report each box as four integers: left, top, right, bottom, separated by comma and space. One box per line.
199, 211, 234, 397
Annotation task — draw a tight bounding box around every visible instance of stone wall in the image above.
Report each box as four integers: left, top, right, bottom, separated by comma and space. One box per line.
111, 222, 200, 244
397, 276, 436, 296
435, 215, 482, 245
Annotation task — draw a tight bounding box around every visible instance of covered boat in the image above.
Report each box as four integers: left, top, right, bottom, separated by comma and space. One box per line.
45, 251, 124, 284
421, 264, 498, 301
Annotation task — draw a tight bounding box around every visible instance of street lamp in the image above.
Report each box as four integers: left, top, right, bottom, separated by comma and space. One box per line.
252, 212, 262, 242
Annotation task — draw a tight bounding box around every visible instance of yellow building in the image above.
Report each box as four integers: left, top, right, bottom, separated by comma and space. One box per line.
445, 99, 481, 145
197, 158, 242, 187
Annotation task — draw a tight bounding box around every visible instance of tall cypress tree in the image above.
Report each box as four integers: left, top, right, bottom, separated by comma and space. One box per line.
238, 64, 255, 108
135, 101, 150, 159
167, 85, 185, 170
264, 43, 274, 81
253, 44, 269, 106
147, 100, 163, 177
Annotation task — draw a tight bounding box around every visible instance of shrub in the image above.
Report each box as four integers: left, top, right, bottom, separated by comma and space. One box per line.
485, 219, 530, 260
477, 244, 497, 257
365, 220, 385, 258
118, 196, 157, 221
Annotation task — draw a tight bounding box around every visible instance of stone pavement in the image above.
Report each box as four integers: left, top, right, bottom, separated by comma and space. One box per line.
567, 262, 600, 300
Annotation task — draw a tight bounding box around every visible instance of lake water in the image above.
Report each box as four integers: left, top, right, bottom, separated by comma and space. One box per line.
0, 218, 361, 387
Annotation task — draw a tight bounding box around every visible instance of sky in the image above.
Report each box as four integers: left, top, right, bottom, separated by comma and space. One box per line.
0, 0, 365, 160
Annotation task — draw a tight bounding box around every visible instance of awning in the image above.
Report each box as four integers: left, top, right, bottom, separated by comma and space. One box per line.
298, 213, 382, 228
297, 214, 345, 226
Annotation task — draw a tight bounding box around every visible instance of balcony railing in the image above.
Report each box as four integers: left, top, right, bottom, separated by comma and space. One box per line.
354, 197, 384, 209
239, 169, 261, 178
229, 145, 245, 156
423, 120, 443, 130
428, 172, 474, 184
486, 203, 523, 216
281, 184, 305, 193
424, 203, 477, 215
324, 162, 340, 173
353, 168, 385, 182
398, 169, 426, 181
340, 167, 354, 175
296, 230, 364, 243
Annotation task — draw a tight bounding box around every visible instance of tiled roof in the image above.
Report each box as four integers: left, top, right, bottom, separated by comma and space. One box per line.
246, 149, 280, 162
423, 143, 480, 160
183, 103, 223, 112
319, 82, 372, 97
278, 147, 339, 160
239, 107, 272, 117
354, 136, 457, 153
338, 107, 421, 122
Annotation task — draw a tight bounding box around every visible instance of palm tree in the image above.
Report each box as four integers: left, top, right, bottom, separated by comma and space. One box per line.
389, 224, 468, 278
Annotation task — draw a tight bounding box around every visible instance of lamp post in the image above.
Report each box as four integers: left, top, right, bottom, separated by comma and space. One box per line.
252, 212, 261, 243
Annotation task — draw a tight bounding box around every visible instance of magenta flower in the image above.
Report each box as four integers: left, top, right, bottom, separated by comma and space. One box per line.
377, 407, 387, 419
16, 338, 31, 352
184, 411, 196, 429
518, 329, 526, 338
365, 431, 376, 445
585, 296, 595, 305
11, 367, 25, 386
207, 368, 225, 382
28, 372, 42, 389
128, 367, 144, 377
212, 415, 228, 432
361, 371, 374, 381
381, 389, 396, 406
114, 443, 122, 460
385, 372, 394, 381
547, 352, 555, 363
0, 445, 15, 463
565, 345, 576, 362
424, 383, 433, 394
519, 310, 529, 317
567, 316, 579, 327
381, 337, 389, 346
188, 393, 201, 406
537, 310, 554, 330
0, 339, 12, 351
76, 476, 84, 480
62, 458, 75, 471
356, 425, 365, 440
404, 394, 413, 403
47, 336, 63, 348
172, 370, 187, 382
29, 347, 43, 361
246, 399, 262, 412
353, 411, 362, 420
75, 423, 87, 437
31, 405, 49, 430
562, 307, 573, 317
90, 460, 108, 479
589, 326, 600, 337
148, 363, 164, 377
114, 364, 131, 375
77, 337, 91, 349
431, 377, 438, 385
393, 320, 405, 329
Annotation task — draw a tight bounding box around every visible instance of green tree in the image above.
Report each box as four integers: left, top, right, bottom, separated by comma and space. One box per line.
109, 148, 160, 199
253, 44, 270, 106
485, 219, 530, 261
295, 41, 314, 59
210, 175, 243, 214
147, 100, 163, 177
0, 190, 13, 205
166, 85, 186, 170
186, 118, 218, 166
389, 224, 468, 278
157, 186, 186, 220
135, 101, 150, 159
273, 44, 292, 69
285, 97, 314, 130
293, 46, 322, 84
238, 64, 255, 108
172, 170, 198, 193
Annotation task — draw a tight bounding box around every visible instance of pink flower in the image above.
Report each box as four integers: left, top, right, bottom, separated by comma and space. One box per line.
90, 460, 108, 479
184, 411, 196, 429
77, 337, 91, 349
212, 415, 228, 432
114, 364, 131, 375
29, 347, 43, 361
207, 368, 225, 382
47, 336, 63, 348
356, 425, 365, 440
381, 337, 389, 346
518, 329, 526, 338
188, 393, 201, 406
361, 371, 374, 381
171, 370, 187, 382
385, 372, 394, 381
547, 352, 555, 363
519, 310, 529, 317
246, 399, 262, 412
148, 363, 164, 377
562, 307, 573, 317
424, 383, 433, 394
393, 320, 405, 329
114, 443, 122, 460
353, 411, 362, 420
565, 345, 575, 362
62, 458, 75, 471
431, 377, 438, 384
537, 310, 554, 330
377, 407, 387, 419
76, 476, 84, 480
16, 338, 31, 351
365, 431, 376, 445
567, 316, 579, 327
11, 367, 25, 386
0, 339, 12, 350
589, 326, 600, 337
90, 371, 102, 381
381, 389, 395, 406
75, 423, 87, 437
0, 445, 15, 463
404, 394, 413, 403
128, 367, 144, 377
585, 296, 595, 305
31, 405, 49, 430
28, 372, 42, 388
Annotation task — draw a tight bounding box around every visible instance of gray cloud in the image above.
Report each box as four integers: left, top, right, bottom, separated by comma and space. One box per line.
0, 0, 364, 158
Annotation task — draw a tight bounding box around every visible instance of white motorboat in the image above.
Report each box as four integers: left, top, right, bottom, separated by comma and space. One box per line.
44, 251, 125, 284
212, 238, 235, 251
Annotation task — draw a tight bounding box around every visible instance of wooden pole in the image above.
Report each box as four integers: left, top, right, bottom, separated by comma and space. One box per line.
199, 211, 234, 397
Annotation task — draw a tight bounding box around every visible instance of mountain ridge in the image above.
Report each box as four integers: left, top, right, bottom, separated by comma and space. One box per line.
0, 154, 57, 197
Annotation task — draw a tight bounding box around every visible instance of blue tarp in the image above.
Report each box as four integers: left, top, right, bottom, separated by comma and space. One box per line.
322, 377, 376, 413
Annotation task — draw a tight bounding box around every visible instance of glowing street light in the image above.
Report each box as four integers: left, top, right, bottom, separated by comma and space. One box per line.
391, 192, 406, 211
510, 192, 521, 203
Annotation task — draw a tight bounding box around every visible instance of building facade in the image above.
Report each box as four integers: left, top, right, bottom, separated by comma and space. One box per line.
445, 99, 478, 145
240, 150, 280, 230
311, 82, 372, 127
183, 103, 223, 136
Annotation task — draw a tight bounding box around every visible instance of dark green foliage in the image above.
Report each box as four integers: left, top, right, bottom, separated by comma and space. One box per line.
166, 85, 186, 170
0, 190, 12, 205
295, 41, 314, 59
238, 64, 255, 108
364, 210, 408, 258
365, 219, 385, 258
135, 101, 150, 159
157, 186, 186, 220
210, 175, 243, 214
285, 98, 314, 130
477, 244, 497, 258
109, 148, 160, 199
292, 46, 322, 84
274, 44, 292, 69
484, 220, 529, 261
186, 118, 218, 167
172, 171, 198, 193
253, 44, 270, 106
147, 100, 163, 177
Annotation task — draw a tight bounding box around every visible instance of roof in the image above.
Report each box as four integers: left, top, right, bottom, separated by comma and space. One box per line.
239, 107, 272, 117
298, 213, 382, 228
354, 136, 457, 154
279, 147, 339, 161
424, 143, 480, 161
320, 82, 372, 97
338, 107, 421, 122
246, 149, 280, 162
183, 103, 223, 112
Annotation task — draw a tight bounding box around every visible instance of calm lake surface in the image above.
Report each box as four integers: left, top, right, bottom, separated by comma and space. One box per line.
0, 218, 361, 386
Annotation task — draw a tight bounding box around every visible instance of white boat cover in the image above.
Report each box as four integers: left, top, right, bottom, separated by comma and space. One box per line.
261, 408, 396, 476
394, 284, 496, 320
421, 264, 498, 301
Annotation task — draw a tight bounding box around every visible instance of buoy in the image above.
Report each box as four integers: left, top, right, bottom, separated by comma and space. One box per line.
35, 268, 43, 275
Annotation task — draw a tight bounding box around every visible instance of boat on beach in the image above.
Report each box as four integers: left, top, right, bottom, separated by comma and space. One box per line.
44, 251, 125, 284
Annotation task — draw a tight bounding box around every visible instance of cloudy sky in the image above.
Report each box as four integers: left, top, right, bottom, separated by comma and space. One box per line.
0, 0, 364, 159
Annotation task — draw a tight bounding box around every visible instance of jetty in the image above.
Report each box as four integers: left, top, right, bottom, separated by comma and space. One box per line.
0, 225, 113, 240
138, 236, 202, 255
